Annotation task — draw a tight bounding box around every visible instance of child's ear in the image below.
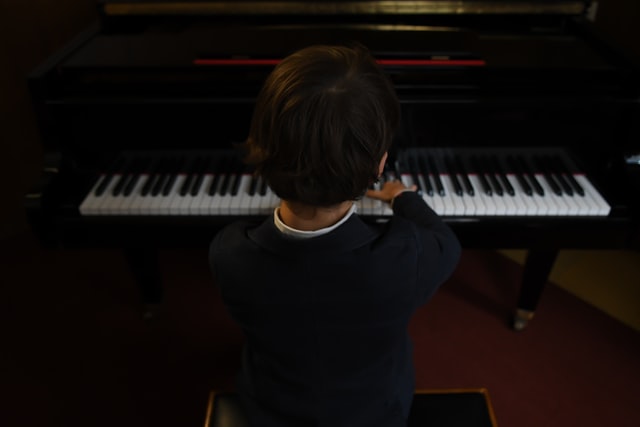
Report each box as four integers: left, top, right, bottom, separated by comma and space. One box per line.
378, 152, 388, 177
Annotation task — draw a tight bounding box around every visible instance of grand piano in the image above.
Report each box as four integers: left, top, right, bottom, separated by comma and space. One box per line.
25, 0, 640, 329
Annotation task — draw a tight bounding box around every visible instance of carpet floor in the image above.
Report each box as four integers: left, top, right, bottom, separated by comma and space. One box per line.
1, 232, 639, 427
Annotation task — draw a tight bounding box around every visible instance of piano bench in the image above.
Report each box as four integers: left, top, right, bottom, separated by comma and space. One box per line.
204, 388, 498, 427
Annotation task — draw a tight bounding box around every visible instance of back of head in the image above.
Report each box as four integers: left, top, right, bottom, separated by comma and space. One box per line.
244, 43, 400, 206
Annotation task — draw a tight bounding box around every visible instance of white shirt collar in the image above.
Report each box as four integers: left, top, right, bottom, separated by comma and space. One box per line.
273, 203, 357, 239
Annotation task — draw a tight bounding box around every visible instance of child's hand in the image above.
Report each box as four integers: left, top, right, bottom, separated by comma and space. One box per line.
365, 180, 417, 203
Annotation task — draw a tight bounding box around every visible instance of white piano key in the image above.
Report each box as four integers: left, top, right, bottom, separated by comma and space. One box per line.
441, 171, 471, 215
187, 175, 210, 215
435, 175, 455, 216
208, 175, 225, 215
569, 186, 592, 216
538, 176, 569, 216
164, 175, 187, 215
109, 174, 144, 215
407, 172, 438, 212
119, 176, 148, 215
228, 175, 251, 215
192, 174, 215, 215
564, 194, 581, 216
79, 175, 106, 215
127, 174, 154, 215
506, 175, 536, 215
371, 181, 386, 216
459, 183, 477, 216
526, 183, 550, 215
468, 175, 490, 216
96, 174, 125, 215
265, 187, 280, 215
532, 193, 551, 215
237, 175, 254, 215
419, 175, 444, 215
175, 176, 198, 215
360, 190, 376, 216
574, 175, 611, 216
217, 176, 236, 215
247, 178, 265, 216
400, 173, 415, 192
257, 186, 272, 215
146, 179, 170, 215
502, 190, 518, 216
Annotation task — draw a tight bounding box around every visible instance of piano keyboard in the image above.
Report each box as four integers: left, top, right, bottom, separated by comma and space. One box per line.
78, 148, 611, 218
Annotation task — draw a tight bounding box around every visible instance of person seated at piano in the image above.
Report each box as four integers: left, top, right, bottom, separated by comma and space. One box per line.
209, 43, 461, 427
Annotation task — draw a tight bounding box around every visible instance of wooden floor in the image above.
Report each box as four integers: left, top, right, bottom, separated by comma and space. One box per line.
501, 249, 640, 332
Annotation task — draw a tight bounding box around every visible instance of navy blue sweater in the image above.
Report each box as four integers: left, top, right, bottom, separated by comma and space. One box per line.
209, 191, 461, 427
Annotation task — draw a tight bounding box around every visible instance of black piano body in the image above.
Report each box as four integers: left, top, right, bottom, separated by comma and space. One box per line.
25, 0, 640, 329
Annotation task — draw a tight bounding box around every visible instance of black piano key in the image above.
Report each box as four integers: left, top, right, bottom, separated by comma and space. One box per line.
93, 178, 108, 197
444, 156, 464, 196
518, 156, 544, 196
142, 174, 158, 196
406, 155, 423, 194
217, 156, 239, 196
111, 156, 137, 196
381, 161, 393, 183
428, 156, 446, 196
141, 157, 162, 196
230, 158, 245, 196
162, 175, 177, 196
550, 155, 577, 196
179, 177, 192, 196
507, 155, 533, 196
208, 156, 224, 196
179, 157, 200, 196
152, 172, 171, 197
219, 171, 232, 196
387, 160, 400, 182
487, 173, 503, 196
417, 154, 434, 196
555, 156, 584, 197
95, 156, 125, 196
492, 155, 515, 196
190, 157, 210, 196
94, 174, 112, 197
153, 174, 168, 196
223, 155, 242, 196
481, 155, 503, 196
471, 155, 492, 196
147, 157, 168, 196
455, 155, 474, 196
248, 174, 259, 196
190, 173, 205, 196
389, 160, 405, 180
122, 156, 150, 197
122, 174, 140, 196
259, 176, 268, 196
162, 157, 183, 197
111, 170, 130, 196
208, 174, 221, 195
534, 155, 562, 196
186, 157, 203, 196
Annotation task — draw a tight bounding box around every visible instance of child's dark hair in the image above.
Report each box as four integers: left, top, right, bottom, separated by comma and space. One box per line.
242, 43, 400, 206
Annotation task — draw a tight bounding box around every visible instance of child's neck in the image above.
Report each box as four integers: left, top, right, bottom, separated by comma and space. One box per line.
279, 200, 354, 231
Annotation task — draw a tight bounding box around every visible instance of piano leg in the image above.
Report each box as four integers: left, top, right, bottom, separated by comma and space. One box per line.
124, 247, 162, 318
513, 249, 558, 331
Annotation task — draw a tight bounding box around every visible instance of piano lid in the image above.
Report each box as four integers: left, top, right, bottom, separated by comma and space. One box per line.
100, 0, 591, 17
